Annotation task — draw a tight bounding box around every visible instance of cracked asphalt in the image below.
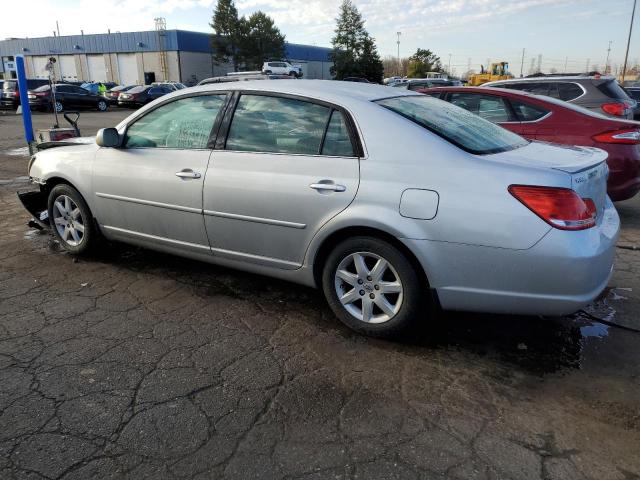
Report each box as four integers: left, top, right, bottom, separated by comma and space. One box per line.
1, 110, 639, 479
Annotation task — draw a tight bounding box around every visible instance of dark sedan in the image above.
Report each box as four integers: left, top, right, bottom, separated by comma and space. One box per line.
421, 85, 640, 201
117, 85, 173, 107
27, 84, 109, 112
625, 87, 640, 120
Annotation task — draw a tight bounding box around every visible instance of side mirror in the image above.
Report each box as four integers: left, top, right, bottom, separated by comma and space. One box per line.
96, 128, 120, 147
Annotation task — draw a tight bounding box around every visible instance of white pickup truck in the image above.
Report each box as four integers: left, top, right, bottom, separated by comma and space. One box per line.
262, 61, 303, 78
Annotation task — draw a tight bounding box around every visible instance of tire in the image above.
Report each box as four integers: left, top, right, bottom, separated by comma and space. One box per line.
264, 70, 272, 74
47, 184, 97, 255
54, 101, 63, 113
322, 236, 425, 338
97, 100, 108, 111
289, 71, 296, 77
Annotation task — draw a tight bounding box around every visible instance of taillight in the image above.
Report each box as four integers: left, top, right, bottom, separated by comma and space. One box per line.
508, 185, 596, 231
601, 102, 629, 117
592, 128, 640, 144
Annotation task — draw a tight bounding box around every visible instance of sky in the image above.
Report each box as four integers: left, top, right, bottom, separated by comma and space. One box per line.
1, 0, 638, 76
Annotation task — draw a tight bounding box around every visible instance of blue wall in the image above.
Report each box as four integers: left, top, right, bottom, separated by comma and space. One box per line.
0, 30, 332, 62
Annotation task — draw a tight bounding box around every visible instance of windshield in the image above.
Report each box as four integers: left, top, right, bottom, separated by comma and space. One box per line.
596, 80, 631, 100
375, 95, 529, 155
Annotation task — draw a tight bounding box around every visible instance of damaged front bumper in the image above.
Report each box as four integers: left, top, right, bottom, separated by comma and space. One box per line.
17, 190, 49, 229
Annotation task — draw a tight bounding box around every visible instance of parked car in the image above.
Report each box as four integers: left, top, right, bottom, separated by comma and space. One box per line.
104, 85, 138, 105
401, 78, 461, 91
150, 81, 187, 91
1, 78, 49, 109
624, 87, 640, 120
343, 77, 371, 83
483, 75, 636, 120
262, 61, 303, 78
20, 81, 618, 337
117, 85, 172, 107
27, 84, 109, 112
420, 86, 640, 201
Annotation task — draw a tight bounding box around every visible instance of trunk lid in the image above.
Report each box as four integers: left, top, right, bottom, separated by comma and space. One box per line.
488, 140, 609, 222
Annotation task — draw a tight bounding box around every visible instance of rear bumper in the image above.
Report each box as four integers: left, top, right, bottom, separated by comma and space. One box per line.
402, 199, 620, 316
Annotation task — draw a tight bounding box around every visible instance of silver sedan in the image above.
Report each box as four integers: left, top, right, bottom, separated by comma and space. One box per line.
20, 80, 620, 337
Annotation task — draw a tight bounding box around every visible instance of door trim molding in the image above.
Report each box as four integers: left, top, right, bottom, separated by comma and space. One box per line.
102, 225, 212, 251
96, 192, 202, 214
203, 209, 306, 229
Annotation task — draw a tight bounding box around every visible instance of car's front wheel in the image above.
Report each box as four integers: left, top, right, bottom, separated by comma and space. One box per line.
322, 236, 425, 337
97, 100, 108, 111
47, 184, 97, 255
54, 100, 63, 113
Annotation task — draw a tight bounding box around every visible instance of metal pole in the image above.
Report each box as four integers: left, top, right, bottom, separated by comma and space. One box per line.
622, 0, 637, 82
56, 20, 60, 37
520, 48, 525, 77
15, 56, 35, 151
396, 32, 401, 76
564, 57, 568, 73
448, 53, 452, 75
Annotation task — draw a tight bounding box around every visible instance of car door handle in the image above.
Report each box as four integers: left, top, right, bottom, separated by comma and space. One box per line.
175, 169, 201, 179
309, 182, 346, 192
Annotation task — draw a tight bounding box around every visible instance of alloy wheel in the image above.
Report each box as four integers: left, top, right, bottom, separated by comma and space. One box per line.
52, 195, 85, 247
334, 251, 403, 324
54, 101, 63, 113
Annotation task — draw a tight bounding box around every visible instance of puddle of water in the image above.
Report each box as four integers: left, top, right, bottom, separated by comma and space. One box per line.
5, 147, 30, 156
579, 322, 610, 338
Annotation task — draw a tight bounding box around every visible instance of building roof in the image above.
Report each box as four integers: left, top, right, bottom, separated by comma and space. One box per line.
0, 30, 332, 62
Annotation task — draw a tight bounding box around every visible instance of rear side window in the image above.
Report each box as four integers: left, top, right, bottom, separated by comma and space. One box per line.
626, 89, 640, 101
226, 95, 330, 155
448, 93, 513, 123
129, 86, 147, 93
125, 95, 226, 149
33, 85, 51, 92
557, 83, 584, 101
321, 110, 355, 157
509, 100, 550, 121
596, 80, 631, 100
376, 95, 528, 155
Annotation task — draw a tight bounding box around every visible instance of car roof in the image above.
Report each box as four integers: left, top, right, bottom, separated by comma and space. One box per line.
187, 79, 419, 104
483, 75, 616, 87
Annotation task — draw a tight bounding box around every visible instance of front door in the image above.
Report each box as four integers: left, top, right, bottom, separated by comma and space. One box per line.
203, 93, 360, 269
92, 93, 228, 254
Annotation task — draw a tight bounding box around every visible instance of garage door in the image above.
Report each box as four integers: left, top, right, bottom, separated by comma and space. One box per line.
117, 53, 138, 85
31, 56, 50, 79
87, 54, 107, 82
59, 55, 77, 82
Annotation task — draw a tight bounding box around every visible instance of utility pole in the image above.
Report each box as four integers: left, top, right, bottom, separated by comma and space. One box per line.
605, 40, 612, 74
537, 54, 542, 73
564, 57, 568, 73
622, 0, 637, 82
520, 48, 525, 77
448, 53, 452, 75
396, 32, 401, 77
586, 58, 590, 73
56, 21, 60, 37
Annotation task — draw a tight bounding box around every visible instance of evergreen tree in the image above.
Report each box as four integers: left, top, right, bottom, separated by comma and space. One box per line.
210, 0, 241, 71
330, 0, 383, 82
240, 11, 286, 70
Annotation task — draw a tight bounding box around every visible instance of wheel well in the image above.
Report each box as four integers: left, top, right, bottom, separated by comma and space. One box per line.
311, 226, 431, 291
41, 177, 72, 197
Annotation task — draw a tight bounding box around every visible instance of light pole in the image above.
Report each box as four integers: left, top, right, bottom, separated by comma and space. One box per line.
605, 40, 612, 74
396, 32, 401, 76
622, 0, 637, 82
448, 53, 452, 75
520, 48, 525, 77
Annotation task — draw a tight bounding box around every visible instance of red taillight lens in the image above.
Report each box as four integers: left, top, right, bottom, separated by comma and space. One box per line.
601, 102, 628, 116
592, 128, 640, 145
508, 185, 596, 231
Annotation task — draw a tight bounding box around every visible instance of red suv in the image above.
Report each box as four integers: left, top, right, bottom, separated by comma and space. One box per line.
420, 86, 640, 201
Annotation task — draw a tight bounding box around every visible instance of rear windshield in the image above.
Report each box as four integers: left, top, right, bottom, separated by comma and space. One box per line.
128, 86, 148, 93
33, 85, 51, 92
596, 80, 631, 100
375, 95, 529, 155
3, 81, 17, 91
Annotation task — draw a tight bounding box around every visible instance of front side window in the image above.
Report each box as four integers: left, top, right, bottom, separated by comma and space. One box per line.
376, 95, 528, 155
125, 95, 226, 149
226, 95, 330, 155
448, 93, 513, 123
510, 100, 550, 121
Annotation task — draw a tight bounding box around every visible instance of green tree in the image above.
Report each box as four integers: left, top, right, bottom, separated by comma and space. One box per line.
210, 0, 241, 71
240, 11, 286, 70
406, 48, 442, 78
330, 0, 384, 82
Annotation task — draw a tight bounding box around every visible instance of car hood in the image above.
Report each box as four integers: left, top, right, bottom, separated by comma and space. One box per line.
486, 140, 608, 174
37, 136, 96, 150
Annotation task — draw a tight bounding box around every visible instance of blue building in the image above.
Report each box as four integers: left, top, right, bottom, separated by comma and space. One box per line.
0, 30, 334, 84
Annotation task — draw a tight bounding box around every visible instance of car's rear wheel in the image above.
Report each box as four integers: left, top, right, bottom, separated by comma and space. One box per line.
54, 101, 63, 113
47, 184, 97, 255
289, 71, 296, 77
97, 100, 108, 111
322, 236, 425, 337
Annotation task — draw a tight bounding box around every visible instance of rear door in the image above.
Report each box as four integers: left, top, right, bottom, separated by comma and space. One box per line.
202, 93, 361, 269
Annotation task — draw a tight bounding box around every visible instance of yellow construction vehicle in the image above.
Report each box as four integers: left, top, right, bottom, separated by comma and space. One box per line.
467, 62, 514, 86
